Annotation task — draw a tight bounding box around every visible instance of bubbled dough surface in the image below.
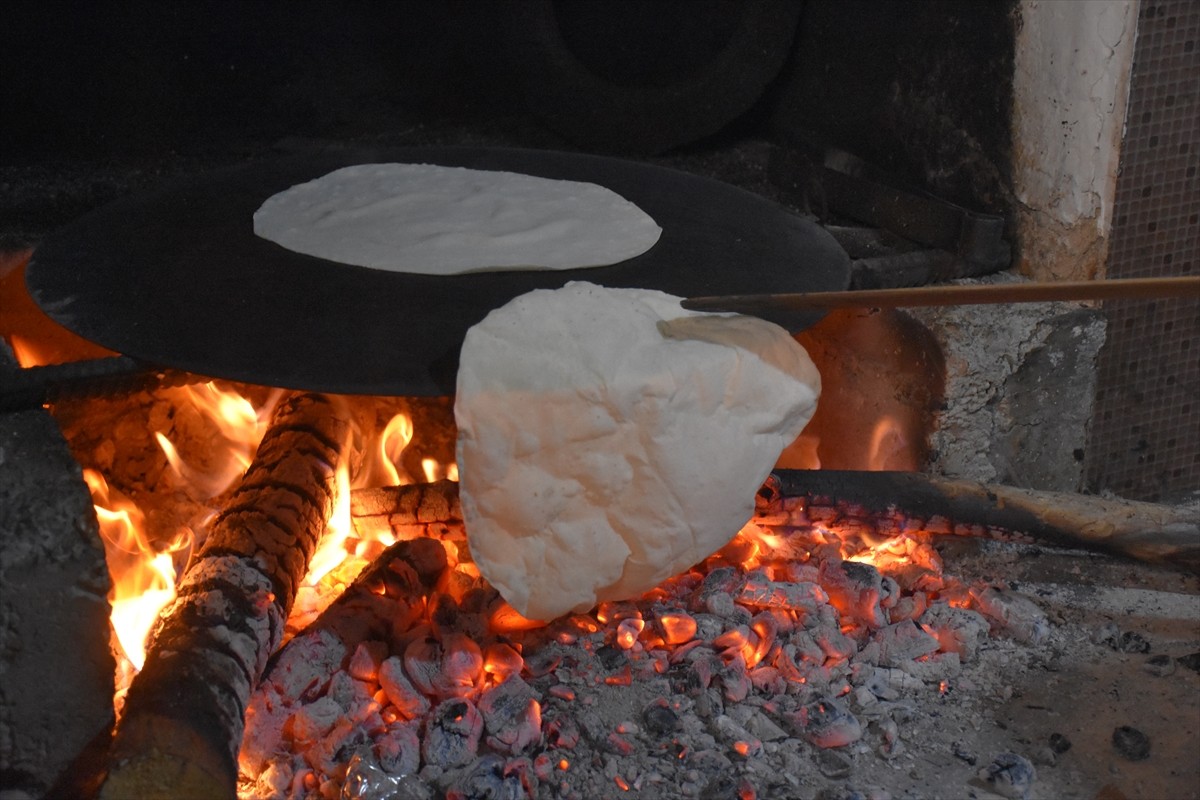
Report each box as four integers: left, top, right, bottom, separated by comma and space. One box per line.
253, 163, 662, 274
455, 282, 821, 620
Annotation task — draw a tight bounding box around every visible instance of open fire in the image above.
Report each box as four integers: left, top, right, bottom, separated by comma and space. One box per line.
24, 361, 1032, 800
3, 251, 1197, 800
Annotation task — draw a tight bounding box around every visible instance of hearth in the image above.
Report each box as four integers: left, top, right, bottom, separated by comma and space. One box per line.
2, 278, 1197, 800
3, 3, 1198, 798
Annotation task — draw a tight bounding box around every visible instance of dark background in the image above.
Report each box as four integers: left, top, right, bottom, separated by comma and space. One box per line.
1, 1, 1018, 245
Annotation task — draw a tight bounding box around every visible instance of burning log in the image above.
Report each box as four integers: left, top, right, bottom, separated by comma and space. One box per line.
239, 536, 451, 791
101, 393, 357, 800
761, 469, 1200, 573
349, 479, 462, 538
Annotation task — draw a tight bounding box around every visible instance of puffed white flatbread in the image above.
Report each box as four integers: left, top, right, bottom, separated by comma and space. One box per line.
455, 282, 821, 620
253, 163, 662, 274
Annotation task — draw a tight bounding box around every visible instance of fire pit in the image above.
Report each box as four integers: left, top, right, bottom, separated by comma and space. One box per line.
2, 272, 1197, 799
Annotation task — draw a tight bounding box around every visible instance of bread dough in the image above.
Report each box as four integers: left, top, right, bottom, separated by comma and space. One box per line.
253, 163, 662, 274
455, 282, 821, 620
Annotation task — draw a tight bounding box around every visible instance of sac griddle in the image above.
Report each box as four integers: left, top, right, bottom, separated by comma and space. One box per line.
25, 147, 850, 396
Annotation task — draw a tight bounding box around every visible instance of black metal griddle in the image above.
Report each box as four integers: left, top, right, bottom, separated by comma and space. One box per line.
25, 147, 850, 396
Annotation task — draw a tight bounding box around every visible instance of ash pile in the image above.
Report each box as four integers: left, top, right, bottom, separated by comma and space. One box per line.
239, 487, 1064, 800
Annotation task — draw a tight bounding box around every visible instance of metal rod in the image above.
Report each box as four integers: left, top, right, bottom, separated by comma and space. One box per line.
681, 276, 1200, 313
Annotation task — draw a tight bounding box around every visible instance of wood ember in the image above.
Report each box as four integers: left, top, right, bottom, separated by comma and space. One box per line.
101, 393, 356, 800
764, 469, 1200, 573
237, 478, 1130, 800
33, 380, 1196, 799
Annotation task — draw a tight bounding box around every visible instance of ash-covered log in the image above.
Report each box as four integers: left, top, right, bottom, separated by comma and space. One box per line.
762, 469, 1200, 573
239, 537, 450, 789
101, 393, 357, 800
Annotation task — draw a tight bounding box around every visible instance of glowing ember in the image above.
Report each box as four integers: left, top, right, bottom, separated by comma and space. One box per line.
34, 355, 981, 797
658, 610, 698, 645
615, 617, 646, 650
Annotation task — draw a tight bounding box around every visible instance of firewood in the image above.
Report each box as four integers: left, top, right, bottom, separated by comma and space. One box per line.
100, 393, 356, 800
350, 479, 462, 522
239, 537, 450, 785
762, 469, 1200, 573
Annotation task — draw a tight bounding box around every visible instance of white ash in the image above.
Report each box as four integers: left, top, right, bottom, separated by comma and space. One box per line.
234, 510, 1083, 800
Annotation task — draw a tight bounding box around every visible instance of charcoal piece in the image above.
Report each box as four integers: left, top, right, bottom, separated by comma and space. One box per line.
379, 657, 432, 721
871, 620, 940, 665
919, 604, 990, 661
1048, 733, 1072, 754
815, 748, 853, 779
1114, 631, 1151, 654
976, 752, 1036, 800
544, 715, 580, 749
422, 699, 484, 768
642, 702, 682, 736
736, 576, 828, 614
1176, 652, 1200, 673
698, 566, 744, 603
668, 662, 703, 695
820, 559, 886, 628
522, 648, 563, 677
439, 754, 536, 800
1112, 726, 1151, 761
404, 632, 483, 699
793, 696, 863, 748
699, 773, 740, 800
1144, 654, 1175, 677
742, 710, 789, 743
952, 740, 978, 765
971, 587, 1050, 645
478, 676, 541, 754
595, 643, 626, 670
575, 709, 612, 745
375, 721, 421, 777
694, 613, 728, 642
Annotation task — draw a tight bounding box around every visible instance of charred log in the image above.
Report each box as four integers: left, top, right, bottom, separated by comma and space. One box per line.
239, 537, 450, 785
761, 469, 1200, 573
350, 479, 462, 534
101, 393, 356, 800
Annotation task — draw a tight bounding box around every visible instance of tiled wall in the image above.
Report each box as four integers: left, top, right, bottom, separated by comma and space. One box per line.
1087, 0, 1199, 501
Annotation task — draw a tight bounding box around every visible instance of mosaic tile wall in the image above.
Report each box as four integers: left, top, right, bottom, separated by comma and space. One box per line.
1086, 0, 1199, 502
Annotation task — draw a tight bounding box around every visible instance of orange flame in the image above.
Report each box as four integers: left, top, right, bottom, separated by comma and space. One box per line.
155, 382, 282, 498
8, 334, 56, 368
83, 469, 190, 693
866, 415, 914, 472
369, 413, 415, 486
304, 462, 354, 586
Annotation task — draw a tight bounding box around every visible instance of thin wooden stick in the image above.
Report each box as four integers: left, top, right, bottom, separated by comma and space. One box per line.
761, 470, 1200, 573
682, 276, 1200, 313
